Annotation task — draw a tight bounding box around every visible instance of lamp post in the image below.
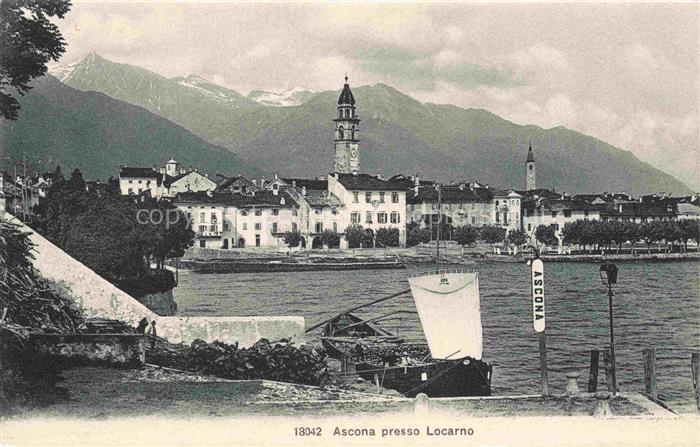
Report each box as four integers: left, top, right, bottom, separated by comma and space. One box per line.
599, 262, 619, 394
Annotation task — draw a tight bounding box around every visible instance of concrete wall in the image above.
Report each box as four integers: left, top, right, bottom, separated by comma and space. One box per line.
1, 212, 305, 348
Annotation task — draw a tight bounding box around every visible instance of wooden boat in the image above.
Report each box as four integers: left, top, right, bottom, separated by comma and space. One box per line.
321, 331, 491, 398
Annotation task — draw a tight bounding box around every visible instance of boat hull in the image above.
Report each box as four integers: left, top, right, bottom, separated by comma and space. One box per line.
355, 358, 492, 398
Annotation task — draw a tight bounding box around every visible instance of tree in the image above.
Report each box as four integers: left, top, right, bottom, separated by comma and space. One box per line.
479, 225, 506, 245
640, 221, 665, 253
1, 0, 72, 119
345, 225, 365, 249
507, 229, 528, 247
406, 223, 431, 247
534, 225, 557, 247
453, 225, 478, 246
376, 227, 400, 247
321, 229, 340, 249
678, 219, 700, 251
282, 228, 302, 248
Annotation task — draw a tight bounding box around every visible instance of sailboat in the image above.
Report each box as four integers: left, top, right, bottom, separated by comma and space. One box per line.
315, 185, 492, 397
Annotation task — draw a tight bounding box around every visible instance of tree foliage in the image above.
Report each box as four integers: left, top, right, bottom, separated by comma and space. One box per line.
479, 225, 506, 245
344, 225, 366, 249
1, 0, 72, 119
507, 229, 528, 247
406, 223, 431, 247
282, 228, 302, 248
321, 229, 340, 249
453, 225, 478, 246
534, 225, 558, 247
376, 227, 400, 247
33, 170, 193, 284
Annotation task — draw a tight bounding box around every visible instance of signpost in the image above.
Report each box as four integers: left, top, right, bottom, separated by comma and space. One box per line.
531, 258, 549, 396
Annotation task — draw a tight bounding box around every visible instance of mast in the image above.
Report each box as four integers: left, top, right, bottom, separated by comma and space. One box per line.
436, 183, 441, 261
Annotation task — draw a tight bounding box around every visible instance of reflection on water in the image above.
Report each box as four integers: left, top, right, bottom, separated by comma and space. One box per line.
173, 260, 700, 412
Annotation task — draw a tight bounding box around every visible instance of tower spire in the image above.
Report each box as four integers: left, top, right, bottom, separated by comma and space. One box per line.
526, 142, 536, 190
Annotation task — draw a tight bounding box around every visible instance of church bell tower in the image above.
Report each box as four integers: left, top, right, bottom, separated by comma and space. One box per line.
333, 76, 360, 174
526, 142, 536, 191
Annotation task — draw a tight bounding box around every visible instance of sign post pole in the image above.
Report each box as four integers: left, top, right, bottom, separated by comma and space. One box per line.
531, 258, 549, 397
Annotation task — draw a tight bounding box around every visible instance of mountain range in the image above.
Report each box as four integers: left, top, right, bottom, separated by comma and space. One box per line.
7, 53, 693, 195
0, 75, 261, 180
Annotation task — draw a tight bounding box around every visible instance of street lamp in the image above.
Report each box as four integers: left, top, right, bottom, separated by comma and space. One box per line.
599, 262, 619, 394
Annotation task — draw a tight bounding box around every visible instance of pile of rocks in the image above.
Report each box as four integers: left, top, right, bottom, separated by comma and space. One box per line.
146, 337, 331, 386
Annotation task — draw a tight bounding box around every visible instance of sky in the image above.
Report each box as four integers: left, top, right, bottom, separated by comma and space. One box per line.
52, 2, 699, 190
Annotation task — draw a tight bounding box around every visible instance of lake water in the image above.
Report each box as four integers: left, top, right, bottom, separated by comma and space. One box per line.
173, 260, 699, 413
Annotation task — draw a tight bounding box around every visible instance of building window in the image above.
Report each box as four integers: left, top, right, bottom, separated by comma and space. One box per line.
471, 216, 476, 225
315, 208, 322, 214
564, 210, 572, 218
365, 192, 372, 203
255, 223, 261, 231
584, 210, 589, 217
292, 222, 298, 231
527, 223, 532, 231
198, 225, 206, 233
255, 209, 262, 216
272, 222, 278, 233
128, 180, 133, 184
128, 188, 133, 195
353, 192, 359, 203
240, 210, 248, 216
242, 223, 248, 230
200, 212, 206, 222
255, 234, 260, 247
211, 212, 217, 222
391, 192, 399, 203
365, 211, 373, 223
292, 209, 298, 216
379, 192, 385, 203
272, 208, 279, 216
551, 211, 558, 218
378, 212, 387, 224
315, 222, 323, 233
223, 222, 230, 232
351, 212, 360, 224
209, 224, 216, 232
550, 223, 559, 231
432, 203, 438, 211
333, 222, 337, 232
390, 212, 400, 224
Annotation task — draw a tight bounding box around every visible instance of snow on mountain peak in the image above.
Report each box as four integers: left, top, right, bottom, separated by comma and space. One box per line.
247, 87, 317, 107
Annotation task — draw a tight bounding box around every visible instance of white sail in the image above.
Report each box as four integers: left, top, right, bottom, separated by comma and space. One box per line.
408, 271, 483, 360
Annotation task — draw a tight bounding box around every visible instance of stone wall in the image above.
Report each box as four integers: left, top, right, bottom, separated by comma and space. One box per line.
138, 290, 177, 316
30, 334, 146, 367
1, 212, 305, 347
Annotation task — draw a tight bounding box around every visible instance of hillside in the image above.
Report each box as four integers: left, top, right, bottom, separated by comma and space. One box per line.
45, 54, 695, 195
0, 76, 261, 179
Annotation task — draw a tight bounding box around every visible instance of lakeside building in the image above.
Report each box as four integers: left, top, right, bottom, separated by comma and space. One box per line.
328, 172, 408, 246
119, 159, 216, 198
171, 189, 298, 249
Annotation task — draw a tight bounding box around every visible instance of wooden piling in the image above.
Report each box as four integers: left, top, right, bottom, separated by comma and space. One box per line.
588, 349, 599, 392
643, 348, 658, 400
603, 350, 614, 393
692, 351, 700, 412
